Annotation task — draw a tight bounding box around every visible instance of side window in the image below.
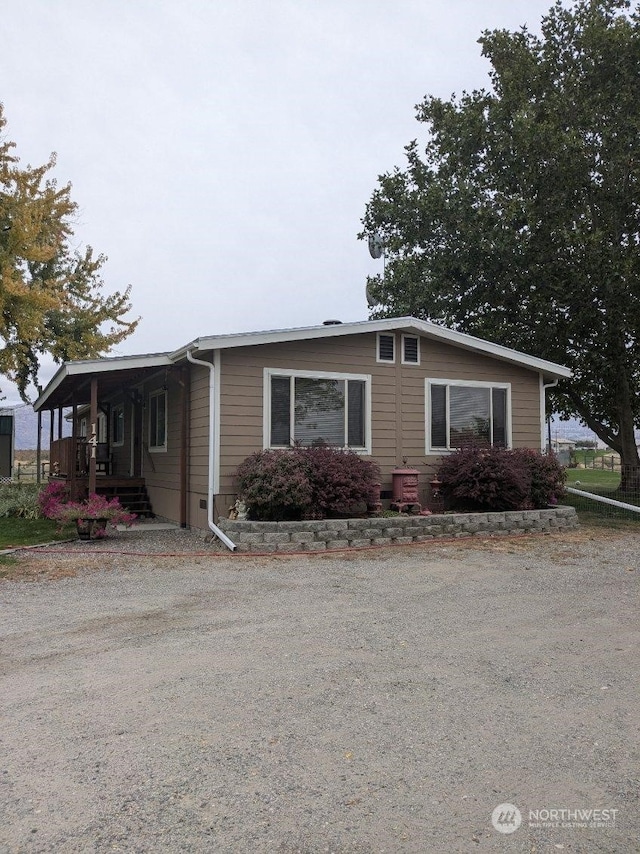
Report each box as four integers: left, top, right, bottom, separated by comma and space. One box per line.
112, 404, 125, 446
97, 412, 107, 444
149, 390, 167, 450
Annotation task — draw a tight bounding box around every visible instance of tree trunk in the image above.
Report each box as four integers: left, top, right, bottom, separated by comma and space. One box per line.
618, 411, 640, 494
565, 386, 640, 494
616, 368, 640, 495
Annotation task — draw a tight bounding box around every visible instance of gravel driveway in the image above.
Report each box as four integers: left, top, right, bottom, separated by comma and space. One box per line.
1, 527, 638, 853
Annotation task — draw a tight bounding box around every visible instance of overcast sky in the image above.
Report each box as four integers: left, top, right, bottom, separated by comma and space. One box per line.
2, 0, 558, 403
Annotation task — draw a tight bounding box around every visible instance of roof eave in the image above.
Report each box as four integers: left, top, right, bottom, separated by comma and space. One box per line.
174, 316, 571, 379
34, 353, 173, 411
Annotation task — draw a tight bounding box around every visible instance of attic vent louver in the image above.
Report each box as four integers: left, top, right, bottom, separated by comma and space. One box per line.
378, 333, 395, 362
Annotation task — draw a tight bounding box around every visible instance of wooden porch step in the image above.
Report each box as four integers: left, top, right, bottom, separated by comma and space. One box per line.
95, 483, 154, 518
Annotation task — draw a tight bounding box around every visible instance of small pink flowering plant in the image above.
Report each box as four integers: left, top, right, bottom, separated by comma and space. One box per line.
39, 483, 137, 535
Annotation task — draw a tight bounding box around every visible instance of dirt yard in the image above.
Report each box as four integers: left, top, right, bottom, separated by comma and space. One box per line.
0, 528, 638, 853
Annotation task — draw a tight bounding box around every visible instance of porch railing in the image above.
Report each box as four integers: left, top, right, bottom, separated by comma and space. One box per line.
50, 438, 110, 477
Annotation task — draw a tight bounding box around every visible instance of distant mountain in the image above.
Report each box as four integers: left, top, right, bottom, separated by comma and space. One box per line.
0, 404, 70, 450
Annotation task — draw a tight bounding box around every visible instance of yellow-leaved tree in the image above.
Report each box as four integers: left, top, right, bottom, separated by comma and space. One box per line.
0, 102, 139, 399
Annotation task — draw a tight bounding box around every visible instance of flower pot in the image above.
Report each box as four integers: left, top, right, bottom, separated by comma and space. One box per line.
75, 518, 108, 540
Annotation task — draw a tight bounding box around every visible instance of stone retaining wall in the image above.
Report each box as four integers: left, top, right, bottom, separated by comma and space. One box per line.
217, 506, 578, 553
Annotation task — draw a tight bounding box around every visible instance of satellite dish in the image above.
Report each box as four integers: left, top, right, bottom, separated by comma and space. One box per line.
366, 281, 379, 308
368, 232, 384, 259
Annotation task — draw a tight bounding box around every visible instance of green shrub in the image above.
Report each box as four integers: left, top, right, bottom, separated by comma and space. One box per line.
0, 483, 43, 519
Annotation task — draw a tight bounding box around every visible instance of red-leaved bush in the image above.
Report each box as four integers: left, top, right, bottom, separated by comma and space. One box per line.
235, 450, 313, 520
511, 448, 567, 508
437, 445, 566, 512
235, 446, 380, 521
302, 445, 380, 518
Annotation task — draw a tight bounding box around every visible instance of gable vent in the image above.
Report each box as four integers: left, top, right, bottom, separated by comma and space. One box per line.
378, 333, 395, 362
403, 335, 419, 364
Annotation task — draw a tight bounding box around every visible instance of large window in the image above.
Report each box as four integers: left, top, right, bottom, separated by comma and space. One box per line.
265, 369, 370, 451
426, 380, 510, 451
149, 390, 167, 450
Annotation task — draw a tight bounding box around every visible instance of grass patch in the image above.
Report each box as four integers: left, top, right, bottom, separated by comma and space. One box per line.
566, 469, 621, 491
0, 517, 75, 549
573, 511, 640, 530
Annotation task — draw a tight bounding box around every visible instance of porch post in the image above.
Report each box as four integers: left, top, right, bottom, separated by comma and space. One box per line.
71, 394, 78, 498
89, 377, 97, 495
36, 411, 42, 484
50, 410, 55, 446
57, 406, 62, 440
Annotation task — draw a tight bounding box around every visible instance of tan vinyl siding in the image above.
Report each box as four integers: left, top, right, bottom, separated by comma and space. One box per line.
141, 372, 182, 521
187, 363, 210, 530
110, 398, 131, 476
215, 332, 543, 510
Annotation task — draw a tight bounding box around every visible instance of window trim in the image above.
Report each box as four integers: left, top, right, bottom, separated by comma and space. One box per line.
148, 389, 168, 452
263, 367, 372, 453
401, 334, 420, 365
112, 404, 125, 447
376, 332, 395, 364
425, 378, 512, 453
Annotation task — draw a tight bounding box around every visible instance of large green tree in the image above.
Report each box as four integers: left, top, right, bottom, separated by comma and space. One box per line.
0, 102, 138, 400
361, 0, 640, 487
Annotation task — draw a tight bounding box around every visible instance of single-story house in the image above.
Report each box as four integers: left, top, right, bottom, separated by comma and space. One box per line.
34, 316, 571, 546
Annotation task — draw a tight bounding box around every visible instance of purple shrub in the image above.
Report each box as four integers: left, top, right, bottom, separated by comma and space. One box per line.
234, 450, 313, 520
437, 445, 531, 512
300, 445, 380, 518
512, 448, 567, 508
234, 446, 380, 521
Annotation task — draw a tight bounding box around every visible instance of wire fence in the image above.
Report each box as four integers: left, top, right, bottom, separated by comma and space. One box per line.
564, 464, 640, 523
570, 450, 621, 471
8, 461, 49, 482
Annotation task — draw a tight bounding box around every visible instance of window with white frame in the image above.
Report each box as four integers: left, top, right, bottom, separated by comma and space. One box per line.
112, 404, 124, 446
97, 412, 107, 443
148, 390, 167, 450
377, 333, 395, 363
402, 335, 420, 365
426, 380, 510, 451
79, 413, 106, 441
265, 369, 370, 451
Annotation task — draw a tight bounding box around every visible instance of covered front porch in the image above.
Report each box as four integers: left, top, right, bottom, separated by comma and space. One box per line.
34, 352, 186, 521
48, 435, 153, 513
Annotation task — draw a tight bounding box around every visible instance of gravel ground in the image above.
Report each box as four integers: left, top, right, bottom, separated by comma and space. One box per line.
0, 526, 638, 853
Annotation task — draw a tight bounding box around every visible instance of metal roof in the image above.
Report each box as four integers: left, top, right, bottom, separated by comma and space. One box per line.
35, 316, 571, 410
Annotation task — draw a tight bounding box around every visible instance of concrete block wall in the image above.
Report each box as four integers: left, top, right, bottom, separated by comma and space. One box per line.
216, 506, 578, 553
